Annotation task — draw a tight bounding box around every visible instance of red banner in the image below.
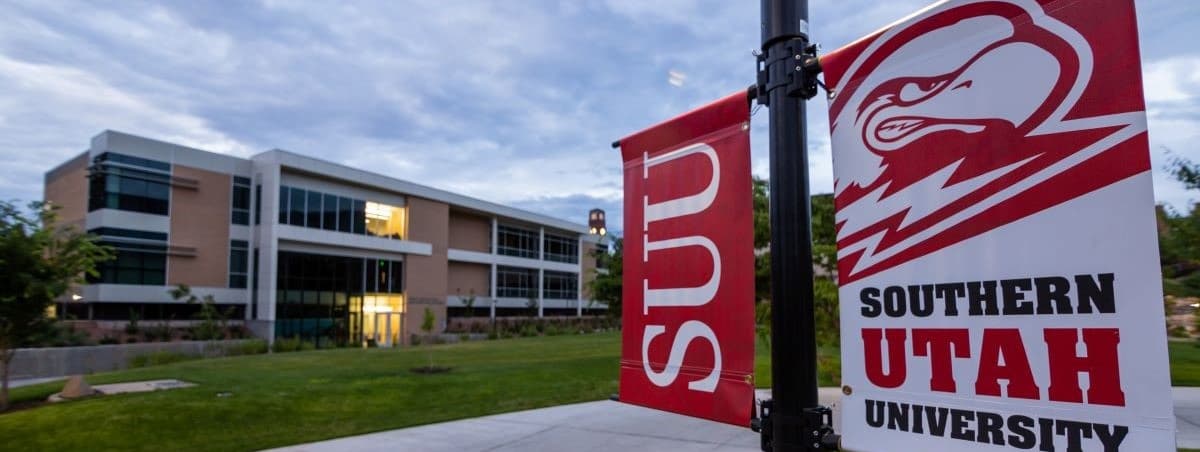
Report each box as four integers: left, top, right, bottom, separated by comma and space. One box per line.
617, 91, 755, 427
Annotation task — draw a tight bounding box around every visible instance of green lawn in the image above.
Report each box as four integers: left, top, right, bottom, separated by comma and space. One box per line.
4, 332, 1188, 451
0, 332, 836, 451
1, 333, 621, 451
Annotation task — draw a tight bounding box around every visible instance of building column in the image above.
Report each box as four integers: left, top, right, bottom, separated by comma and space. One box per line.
491, 217, 498, 254
537, 268, 544, 318
489, 263, 497, 320
576, 235, 584, 317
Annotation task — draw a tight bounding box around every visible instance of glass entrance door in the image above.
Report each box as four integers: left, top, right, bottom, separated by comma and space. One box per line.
360, 294, 405, 347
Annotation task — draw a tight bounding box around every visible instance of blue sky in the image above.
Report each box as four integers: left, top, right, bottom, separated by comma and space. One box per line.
0, 0, 1196, 235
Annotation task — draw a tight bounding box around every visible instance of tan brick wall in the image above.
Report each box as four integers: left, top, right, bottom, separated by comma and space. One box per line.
581, 242, 598, 300
404, 196, 449, 340
43, 153, 89, 231
447, 261, 489, 298
447, 210, 490, 253
167, 166, 231, 288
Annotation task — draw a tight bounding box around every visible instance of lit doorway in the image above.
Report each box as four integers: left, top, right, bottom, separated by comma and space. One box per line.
361, 294, 405, 347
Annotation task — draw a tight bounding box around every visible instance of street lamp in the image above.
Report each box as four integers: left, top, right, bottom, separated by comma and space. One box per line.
588, 208, 607, 236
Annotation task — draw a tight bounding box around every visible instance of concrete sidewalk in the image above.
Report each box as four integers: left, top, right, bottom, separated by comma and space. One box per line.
270, 388, 1200, 451
267, 389, 837, 452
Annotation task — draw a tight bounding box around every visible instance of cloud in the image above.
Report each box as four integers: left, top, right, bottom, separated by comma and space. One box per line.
0, 0, 1194, 227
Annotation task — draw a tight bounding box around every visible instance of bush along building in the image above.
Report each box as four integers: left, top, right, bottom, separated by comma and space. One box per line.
44, 130, 604, 346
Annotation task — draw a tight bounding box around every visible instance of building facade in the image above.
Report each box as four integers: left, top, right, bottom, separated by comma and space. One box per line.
44, 130, 603, 346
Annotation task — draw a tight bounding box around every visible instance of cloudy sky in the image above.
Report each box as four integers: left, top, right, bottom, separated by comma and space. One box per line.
0, 0, 1196, 234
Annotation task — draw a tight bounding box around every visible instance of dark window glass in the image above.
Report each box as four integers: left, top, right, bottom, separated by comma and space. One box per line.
323, 194, 338, 231
231, 180, 251, 225
255, 185, 262, 225
497, 266, 538, 298
229, 240, 249, 288
232, 185, 250, 209
390, 261, 404, 293
89, 242, 167, 286
497, 225, 538, 258
543, 271, 578, 300
289, 187, 305, 225
338, 197, 352, 232
543, 233, 578, 263
279, 186, 289, 224
352, 199, 366, 234
252, 248, 260, 317
88, 227, 168, 241
365, 258, 378, 292
306, 191, 322, 228
88, 161, 171, 216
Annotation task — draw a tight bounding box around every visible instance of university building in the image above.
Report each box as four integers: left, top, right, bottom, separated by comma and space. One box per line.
44, 130, 605, 346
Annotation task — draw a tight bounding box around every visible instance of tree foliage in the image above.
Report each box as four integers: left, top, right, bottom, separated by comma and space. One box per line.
588, 238, 623, 318
0, 201, 113, 410
753, 176, 841, 348
1161, 151, 1200, 296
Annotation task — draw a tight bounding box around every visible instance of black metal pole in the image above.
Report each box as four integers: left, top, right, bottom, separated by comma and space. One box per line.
759, 0, 835, 451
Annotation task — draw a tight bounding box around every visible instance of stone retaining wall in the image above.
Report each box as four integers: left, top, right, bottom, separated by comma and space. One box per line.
8, 340, 256, 380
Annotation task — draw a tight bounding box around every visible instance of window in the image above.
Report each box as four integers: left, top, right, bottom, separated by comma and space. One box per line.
543, 271, 578, 300
88, 227, 167, 285
90, 243, 167, 285
279, 186, 289, 224
87, 153, 172, 216
497, 225, 538, 259
229, 240, 249, 288
277, 186, 405, 240
289, 187, 306, 226
366, 259, 404, 293
231, 177, 251, 225
497, 266, 538, 298
353, 199, 366, 234
364, 201, 406, 239
255, 184, 262, 225
594, 243, 609, 269
337, 197, 352, 232
252, 248, 260, 317
543, 233, 578, 263
322, 194, 338, 231
306, 191, 321, 228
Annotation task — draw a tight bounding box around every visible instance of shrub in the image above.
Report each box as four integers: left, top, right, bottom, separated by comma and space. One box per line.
98, 335, 120, 345
272, 336, 304, 353
130, 351, 194, 368
225, 339, 268, 356
519, 324, 538, 337
125, 336, 139, 344
458, 333, 470, 342
125, 310, 141, 336
487, 330, 498, 340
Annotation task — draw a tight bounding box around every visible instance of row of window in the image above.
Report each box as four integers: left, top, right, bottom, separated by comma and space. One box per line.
88, 165, 172, 215
495, 266, 579, 300
496, 225, 579, 263
278, 186, 407, 240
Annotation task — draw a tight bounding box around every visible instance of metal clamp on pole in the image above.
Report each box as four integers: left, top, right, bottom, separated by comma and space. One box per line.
756, 41, 822, 104
757, 0, 838, 451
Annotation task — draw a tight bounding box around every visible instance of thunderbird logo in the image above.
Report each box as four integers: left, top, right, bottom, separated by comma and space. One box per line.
825, 0, 1151, 284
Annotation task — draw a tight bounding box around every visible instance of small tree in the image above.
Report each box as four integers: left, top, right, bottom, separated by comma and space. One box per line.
588, 238, 623, 318
459, 289, 476, 318
0, 201, 113, 411
420, 307, 435, 369
169, 284, 226, 341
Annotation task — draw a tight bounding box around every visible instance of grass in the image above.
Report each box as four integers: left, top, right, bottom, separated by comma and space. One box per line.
1, 333, 620, 451
18, 332, 1200, 450
1170, 340, 1200, 386
0, 332, 841, 451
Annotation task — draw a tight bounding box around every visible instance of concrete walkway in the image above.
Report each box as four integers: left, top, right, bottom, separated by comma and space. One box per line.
271, 388, 1200, 451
